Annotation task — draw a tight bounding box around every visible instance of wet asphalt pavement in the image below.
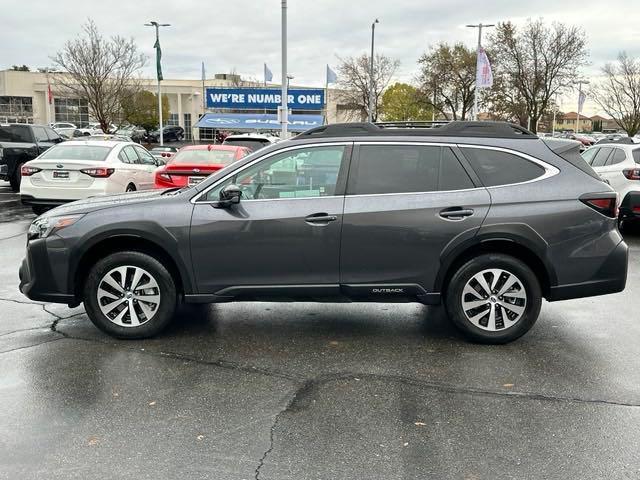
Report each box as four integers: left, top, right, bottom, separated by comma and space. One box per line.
0, 182, 639, 479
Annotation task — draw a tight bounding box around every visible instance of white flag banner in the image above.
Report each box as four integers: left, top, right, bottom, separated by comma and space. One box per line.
578, 91, 587, 112
476, 47, 493, 89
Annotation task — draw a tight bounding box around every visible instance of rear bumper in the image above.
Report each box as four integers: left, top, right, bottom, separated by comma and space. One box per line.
19, 237, 76, 304
20, 195, 72, 207
547, 240, 628, 301
0, 164, 7, 178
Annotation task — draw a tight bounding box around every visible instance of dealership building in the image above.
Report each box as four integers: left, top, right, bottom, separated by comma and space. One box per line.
0, 69, 360, 139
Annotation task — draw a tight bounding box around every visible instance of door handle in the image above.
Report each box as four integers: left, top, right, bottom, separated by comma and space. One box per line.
439, 208, 474, 220
305, 213, 338, 224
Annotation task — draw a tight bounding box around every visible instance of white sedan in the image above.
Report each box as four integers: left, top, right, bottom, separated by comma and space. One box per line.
20, 140, 161, 215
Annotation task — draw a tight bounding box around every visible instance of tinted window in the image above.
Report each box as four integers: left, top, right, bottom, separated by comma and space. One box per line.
581, 147, 598, 165
223, 138, 271, 151
45, 127, 61, 142
39, 145, 111, 161
0, 125, 32, 142
608, 148, 626, 165
33, 126, 49, 143
349, 145, 440, 194
591, 147, 612, 167
633, 148, 640, 164
205, 146, 345, 201
460, 148, 546, 187
439, 148, 475, 191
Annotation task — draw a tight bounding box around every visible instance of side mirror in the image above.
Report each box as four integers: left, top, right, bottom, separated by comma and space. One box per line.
216, 184, 242, 208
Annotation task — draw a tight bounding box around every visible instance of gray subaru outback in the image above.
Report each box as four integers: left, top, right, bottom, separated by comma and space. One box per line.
19, 122, 628, 344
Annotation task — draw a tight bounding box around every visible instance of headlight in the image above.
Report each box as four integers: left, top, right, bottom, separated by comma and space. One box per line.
28, 214, 84, 240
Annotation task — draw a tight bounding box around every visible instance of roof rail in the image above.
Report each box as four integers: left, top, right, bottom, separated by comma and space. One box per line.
295, 121, 537, 140
375, 120, 450, 129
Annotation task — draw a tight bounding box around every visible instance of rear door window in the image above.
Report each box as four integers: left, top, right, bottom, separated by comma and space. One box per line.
32, 126, 49, 143
123, 146, 140, 164
460, 148, 545, 187
591, 147, 613, 167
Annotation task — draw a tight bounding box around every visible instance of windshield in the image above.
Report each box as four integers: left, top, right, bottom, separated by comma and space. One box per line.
0, 125, 32, 143
223, 138, 270, 151
170, 149, 236, 165
39, 145, 112, 161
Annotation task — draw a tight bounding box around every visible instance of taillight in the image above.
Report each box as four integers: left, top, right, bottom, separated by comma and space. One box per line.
80, 167, 115, 178
580, 193, 618, 218
622, 168, 640, 180
21, 166, 42, 176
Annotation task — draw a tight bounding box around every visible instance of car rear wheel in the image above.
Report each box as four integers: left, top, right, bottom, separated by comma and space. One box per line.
83, 251, 177, 339
445, 253, 542, 344
125, 184, 136, 192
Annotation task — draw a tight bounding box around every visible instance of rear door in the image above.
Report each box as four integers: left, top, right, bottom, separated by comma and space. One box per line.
133, 145, 158, 190
119, 145, 141, 187
339, 142, 491, 298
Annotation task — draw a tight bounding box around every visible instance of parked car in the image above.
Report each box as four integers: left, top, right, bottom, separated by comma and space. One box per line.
84, 134, 131, 142
18, 121, 627, 343
145, 126, 185, 143
154, 145, 250, 188
0, 123, 64, 191
56, 128, 84, 140
116, 125, 146, 143
581, 140, 640, 227
222, 133, 278, 151
77, 123, 104, 136
19, 140, 163, 215
149, 146, 179, 164
50, 122, 77, 130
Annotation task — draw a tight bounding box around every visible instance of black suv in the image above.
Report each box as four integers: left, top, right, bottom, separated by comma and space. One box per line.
19, 122, 628, 343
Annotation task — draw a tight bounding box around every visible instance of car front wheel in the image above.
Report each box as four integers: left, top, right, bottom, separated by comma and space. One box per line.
445, 253, 542, 344
83, 251, 177, 339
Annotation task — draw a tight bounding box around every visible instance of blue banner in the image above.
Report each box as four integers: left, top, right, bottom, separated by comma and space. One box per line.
195, 113, 323, 132
206, 88, 325, 110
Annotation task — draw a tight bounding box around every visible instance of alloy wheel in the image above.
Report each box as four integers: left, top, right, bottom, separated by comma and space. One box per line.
97, 265, 161, 327
460, 268, 527, 332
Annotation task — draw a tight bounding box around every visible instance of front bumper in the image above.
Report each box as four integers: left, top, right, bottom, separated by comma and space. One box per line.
547, 240, 628, 301
19, 237, 76, 305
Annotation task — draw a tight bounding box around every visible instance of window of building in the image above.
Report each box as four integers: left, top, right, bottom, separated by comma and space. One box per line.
461, 148, 546, 187
167, 113, 179, 126
183, 113, 192, 140
0, 96, 33, 123
199, 127, 217, 141
54, 98, 89, 127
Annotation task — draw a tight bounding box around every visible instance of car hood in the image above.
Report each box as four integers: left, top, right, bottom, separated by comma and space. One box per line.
41, 190, 168, 217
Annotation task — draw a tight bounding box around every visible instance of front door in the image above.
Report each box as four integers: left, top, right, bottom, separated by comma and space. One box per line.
190, 143, 351, 295
340, 143, 491, 297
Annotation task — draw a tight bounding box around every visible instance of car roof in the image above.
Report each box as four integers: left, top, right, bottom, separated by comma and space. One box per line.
55, 140, 133, 147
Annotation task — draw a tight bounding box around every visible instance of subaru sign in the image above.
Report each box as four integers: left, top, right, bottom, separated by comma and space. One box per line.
206, 88, 325, 110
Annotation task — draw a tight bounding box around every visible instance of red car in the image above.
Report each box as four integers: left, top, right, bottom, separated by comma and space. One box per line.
154, 144, 251, 188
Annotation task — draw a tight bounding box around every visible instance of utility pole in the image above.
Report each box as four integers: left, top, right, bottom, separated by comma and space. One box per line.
466, 22, 494, 121
280, 0, 288, 140
145, 21, 170, 145
368, 19, 379, 123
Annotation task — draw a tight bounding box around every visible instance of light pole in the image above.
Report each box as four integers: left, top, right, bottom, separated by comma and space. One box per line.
466, 22, 494, 121
573, 80, 590, 134
145, 21, 170, 145
280, 0, 288, 140
368, 18, 379, 123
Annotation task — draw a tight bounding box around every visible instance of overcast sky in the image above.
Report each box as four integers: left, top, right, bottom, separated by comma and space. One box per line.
2, 0, 639, 114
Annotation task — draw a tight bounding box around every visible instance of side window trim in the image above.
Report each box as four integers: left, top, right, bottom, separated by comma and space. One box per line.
456, 144, 559, 188
191, 142, 353, 204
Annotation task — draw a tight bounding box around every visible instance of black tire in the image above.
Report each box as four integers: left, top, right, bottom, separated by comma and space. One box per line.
83, 251, 177, 339
445, 253, 542, 344
32, 205, 49, 216
9, 163, 23, 192
125, 184, 136, 192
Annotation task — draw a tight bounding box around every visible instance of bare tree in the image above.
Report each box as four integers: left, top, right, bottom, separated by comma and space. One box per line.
416, 43, 476, 120
51, 19, 146, 132
336, 53, 400, 121
487, 19, 587, 133
592, 52, 640, 137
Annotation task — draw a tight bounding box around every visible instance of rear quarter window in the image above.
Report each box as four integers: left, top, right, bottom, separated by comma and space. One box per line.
633, 148, 640, 164
460, 148, 545, 187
